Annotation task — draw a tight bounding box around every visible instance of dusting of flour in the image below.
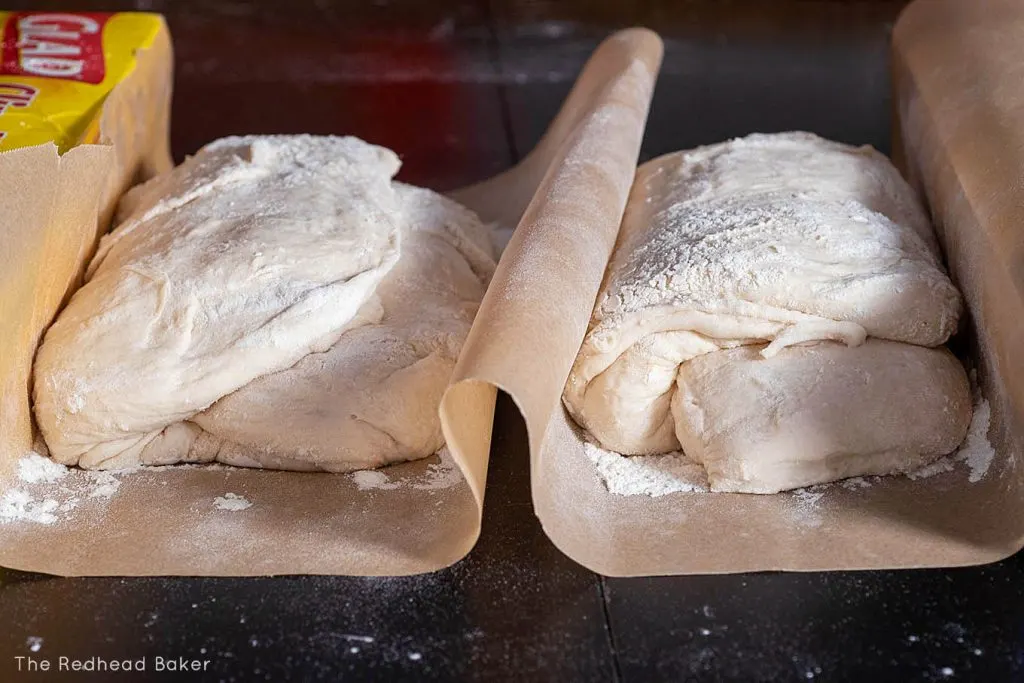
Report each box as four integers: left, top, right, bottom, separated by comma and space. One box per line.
350, 446, 463, 492
353, 470, 400, 492
0, 491, 60, 525
0, 453, 124, 525
17, 455, 67, 484
906, 399, 995, 483
0, 445, 463, 525
583, 441, 708, 496
89, 472, 121, 498
213, 493, 252, 511
1, 443, 463, 528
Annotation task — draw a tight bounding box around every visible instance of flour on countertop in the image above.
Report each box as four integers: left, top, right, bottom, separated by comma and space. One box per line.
213, 493, 252, 511
789, 485, 828, 528
350, 447, 463, 492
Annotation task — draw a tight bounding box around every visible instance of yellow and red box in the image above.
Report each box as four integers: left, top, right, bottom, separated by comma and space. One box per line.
0, 10, 172, 467
0, 10, 166, 153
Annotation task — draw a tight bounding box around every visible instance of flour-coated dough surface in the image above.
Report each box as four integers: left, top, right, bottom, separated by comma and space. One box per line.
34, 135, 496, 471
563, 132, 964, 457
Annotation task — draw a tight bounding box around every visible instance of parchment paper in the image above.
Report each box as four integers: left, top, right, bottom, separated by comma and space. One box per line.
9, 5, 1014, 579
0, 27, 663, 577
0, 20, 173, 475
446, 5, 1024, 575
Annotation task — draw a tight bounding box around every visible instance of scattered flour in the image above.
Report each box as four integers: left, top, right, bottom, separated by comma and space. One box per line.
2, 444, 463, 526
350, 447, 463, 492
907, 399, 995, 483
0, 454, 127, 525
905, 457, 956, 481
789, 485, 828, 528
583, 440, 708, 496
839, 477, 873, 491
26, 636, 42, 653
88, 472, 121, 498
410, 447, 463, 491
213, 493, 252, 512
131, 462, 233, 472
17, 453, 67, 484
0, 491, 60, 525
956, 399, 995, 483
792, 487, 826, 507
352, 470, 400, 491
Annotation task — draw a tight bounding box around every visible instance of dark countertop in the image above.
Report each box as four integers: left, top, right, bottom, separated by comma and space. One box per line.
3, 1, 1022, 681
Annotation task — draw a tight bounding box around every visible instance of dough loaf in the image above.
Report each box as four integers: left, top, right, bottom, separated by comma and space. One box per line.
563, 132, 971, 492
672, 340, 972, 493
34, 135, 496, 471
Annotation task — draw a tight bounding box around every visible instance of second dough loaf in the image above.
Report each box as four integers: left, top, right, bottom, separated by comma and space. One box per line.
563, 132, 971, 492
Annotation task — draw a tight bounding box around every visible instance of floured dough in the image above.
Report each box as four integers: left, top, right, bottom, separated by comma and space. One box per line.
672, 340, 972, 493
34, 135, 496, 471
186, 184, 496, 470
563, 132, 970, 491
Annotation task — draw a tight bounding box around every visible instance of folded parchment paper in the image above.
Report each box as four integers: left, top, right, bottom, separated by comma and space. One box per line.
1, 14, 173, 472
0, 28, 662, 576
445, 2, 1024, 576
